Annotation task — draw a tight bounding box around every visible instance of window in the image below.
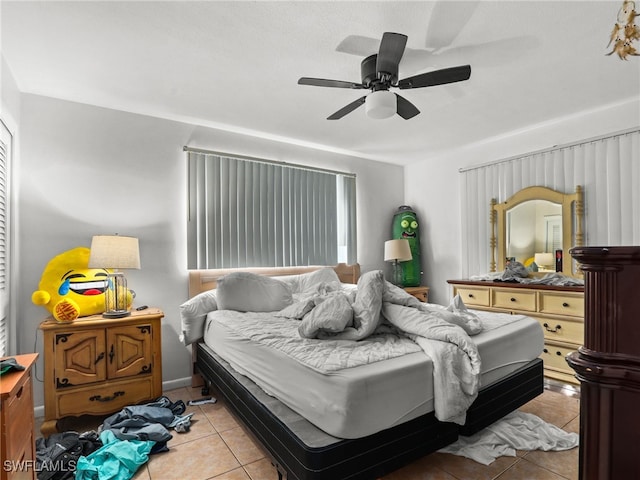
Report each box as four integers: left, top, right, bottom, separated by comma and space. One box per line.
0, 120, 12, 357
186, 149, 357, 269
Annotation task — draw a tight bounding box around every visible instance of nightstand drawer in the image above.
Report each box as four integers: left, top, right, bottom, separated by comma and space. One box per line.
539, 291, 584, 318
492, 289, 536, 312
57, 376, 154, 417
404, 286, 429, 303
454, 286, 490, 307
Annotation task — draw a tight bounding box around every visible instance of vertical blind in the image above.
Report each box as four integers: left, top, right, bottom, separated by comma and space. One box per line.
187, 150, 357, 269
460, 128, 640, 277
0, 121, 11, 357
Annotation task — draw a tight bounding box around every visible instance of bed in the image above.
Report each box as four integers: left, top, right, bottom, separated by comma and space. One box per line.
183, 264, 544, 480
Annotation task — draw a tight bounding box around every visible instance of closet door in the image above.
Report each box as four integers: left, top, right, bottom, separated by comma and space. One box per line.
0, 120, 12, 358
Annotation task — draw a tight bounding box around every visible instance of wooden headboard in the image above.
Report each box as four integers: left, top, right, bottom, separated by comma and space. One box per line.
188, 263, 361, 298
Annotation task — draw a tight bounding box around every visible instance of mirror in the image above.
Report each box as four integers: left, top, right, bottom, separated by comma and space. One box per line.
491, 185, 584, 276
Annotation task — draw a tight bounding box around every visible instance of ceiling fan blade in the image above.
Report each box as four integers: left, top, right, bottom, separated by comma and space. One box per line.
425, 1, 480, 50
398, 65, 471, 89
327, 96, 367, 120
395, 94, 420, 120
335, 35, 381, 56
298, 77, 365, 89
376, 32, 407, 78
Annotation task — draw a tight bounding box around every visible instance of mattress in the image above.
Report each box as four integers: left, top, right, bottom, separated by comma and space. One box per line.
203, 309, 543, 439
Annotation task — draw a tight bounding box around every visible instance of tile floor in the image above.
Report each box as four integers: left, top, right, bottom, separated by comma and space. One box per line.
35, 381, 581, 480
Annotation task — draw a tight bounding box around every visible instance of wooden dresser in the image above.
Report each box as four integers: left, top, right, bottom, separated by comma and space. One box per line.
1, 353, 38, 480
448, 280, 584, 384
566, 246, 640, 480
39, 308, 163, 435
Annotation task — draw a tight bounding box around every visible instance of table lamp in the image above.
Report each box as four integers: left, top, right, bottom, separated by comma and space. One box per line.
534, 252, 555, 272
88, 235, 140, 318
384, 239, 412, 286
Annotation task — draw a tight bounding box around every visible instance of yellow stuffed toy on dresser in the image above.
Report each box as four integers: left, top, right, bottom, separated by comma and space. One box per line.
32, 246, 133, 322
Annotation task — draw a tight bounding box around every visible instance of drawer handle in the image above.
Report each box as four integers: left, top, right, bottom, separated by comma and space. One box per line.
468, 294, 474, 298
556, 351, 563, 356
562, 302, 570, 307
95, 352, 105, 364
543, 348, 549, 354
109, 345, 115, 364
510, 297, 517, 302
543, 323, 562, 333
90, 391, 125, 403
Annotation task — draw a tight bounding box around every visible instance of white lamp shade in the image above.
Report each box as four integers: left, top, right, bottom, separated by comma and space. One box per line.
534, 252, 554, 267
88, 235, 141, 269
384, 239, 412, 262
366, 90, 396, 119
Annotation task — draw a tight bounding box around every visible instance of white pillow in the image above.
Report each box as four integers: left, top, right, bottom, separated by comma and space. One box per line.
179, 289, 217, 345
216, 272, 293, 312
277, 267, 341, 293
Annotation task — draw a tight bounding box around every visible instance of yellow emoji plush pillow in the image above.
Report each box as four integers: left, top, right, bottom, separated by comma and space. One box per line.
32, 247, 131, 322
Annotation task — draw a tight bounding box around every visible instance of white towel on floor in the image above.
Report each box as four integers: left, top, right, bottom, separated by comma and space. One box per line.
438, 411, 579, 465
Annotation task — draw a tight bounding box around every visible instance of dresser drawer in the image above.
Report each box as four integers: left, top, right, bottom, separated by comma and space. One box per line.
532, 316, 583, 345
5, 434, 34, 480
541, 343, 578, 375
4, 371, 34, 461
454, 286, 490, 307
57, 376, 154, 417
539, 291, 584, 318
492, 289, 537, 312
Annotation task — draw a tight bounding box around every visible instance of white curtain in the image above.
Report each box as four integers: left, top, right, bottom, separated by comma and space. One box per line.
187, 151, 357, 269
460, 128, 640, 277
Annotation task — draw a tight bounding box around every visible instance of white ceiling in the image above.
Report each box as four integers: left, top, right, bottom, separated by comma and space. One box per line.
2, 1, 639, 165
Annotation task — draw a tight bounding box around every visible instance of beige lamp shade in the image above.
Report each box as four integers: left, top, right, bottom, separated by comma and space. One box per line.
534, 252, 554, 268
88, 235, 141, 269
384, 239, 412, 262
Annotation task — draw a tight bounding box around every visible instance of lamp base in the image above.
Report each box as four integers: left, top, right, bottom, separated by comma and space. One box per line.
102, 310, 131, 319
392, 260, 404, 287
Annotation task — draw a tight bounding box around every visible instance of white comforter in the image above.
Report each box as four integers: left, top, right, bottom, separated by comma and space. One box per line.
382, 301, 481, 424
380, 279, 482, 425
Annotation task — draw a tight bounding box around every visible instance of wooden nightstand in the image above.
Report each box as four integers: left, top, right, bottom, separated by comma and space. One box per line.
1, 353, 38, 480
39, 308, 163, 436
404, 286, 429, 303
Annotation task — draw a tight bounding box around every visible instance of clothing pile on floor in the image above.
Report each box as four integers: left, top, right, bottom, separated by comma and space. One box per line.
438, 411, 579, 465
35, 396, 194, 480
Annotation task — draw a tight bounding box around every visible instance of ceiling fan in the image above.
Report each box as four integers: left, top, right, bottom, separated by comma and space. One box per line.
298, 32, 471, 120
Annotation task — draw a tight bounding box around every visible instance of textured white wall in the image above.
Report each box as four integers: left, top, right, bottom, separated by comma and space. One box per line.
16, 94, 404, 409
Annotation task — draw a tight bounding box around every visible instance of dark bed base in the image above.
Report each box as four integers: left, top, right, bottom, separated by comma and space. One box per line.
196, 343, 543, 480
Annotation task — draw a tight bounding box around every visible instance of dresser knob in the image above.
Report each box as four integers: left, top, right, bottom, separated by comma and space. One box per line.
562, 302, 569, 307
468, 294, 474, 298
510, 297, 516, 302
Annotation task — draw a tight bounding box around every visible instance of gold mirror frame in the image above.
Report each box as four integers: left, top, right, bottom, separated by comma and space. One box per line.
490, 185, 583, 276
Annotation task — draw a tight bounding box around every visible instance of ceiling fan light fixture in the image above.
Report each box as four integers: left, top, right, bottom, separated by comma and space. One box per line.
365, 90, 396, 119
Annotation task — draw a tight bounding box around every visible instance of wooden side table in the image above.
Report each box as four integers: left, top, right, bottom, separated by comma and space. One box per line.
1, 352, 38, 480
39, 308, 163, 436
404, 286, 429, 303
